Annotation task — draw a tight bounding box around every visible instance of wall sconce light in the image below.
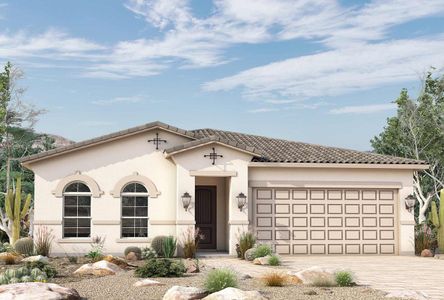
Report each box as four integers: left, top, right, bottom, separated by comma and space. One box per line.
237, 192, 247, 211
405, 194, 416, 212
181, 192, 192, 211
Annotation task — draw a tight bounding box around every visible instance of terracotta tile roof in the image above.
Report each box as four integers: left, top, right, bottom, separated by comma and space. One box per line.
164, 135, 263, 156
20, 121, 427, 166
191, 128, 426, 165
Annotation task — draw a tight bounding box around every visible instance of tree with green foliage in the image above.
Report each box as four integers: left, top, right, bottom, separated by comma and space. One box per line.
0, 62, 53, 241
371, 70, 444, 223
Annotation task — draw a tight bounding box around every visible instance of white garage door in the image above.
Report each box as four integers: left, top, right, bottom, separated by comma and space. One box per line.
253, 188, 398, 255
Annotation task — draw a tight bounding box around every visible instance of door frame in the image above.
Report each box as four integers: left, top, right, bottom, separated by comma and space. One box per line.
195, 185, 217, 250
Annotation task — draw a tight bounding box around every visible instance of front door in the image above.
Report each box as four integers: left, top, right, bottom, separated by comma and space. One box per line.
195, 186, 217, 249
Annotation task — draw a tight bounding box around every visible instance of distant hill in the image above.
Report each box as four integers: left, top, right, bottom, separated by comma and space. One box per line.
46, 134, 75, 148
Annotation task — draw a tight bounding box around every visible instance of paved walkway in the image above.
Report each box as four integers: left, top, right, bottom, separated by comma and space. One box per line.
203, 256, 444, 299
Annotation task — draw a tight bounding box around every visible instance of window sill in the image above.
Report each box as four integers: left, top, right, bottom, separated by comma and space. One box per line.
115, 238, 152, 243
58, 238, 93, 244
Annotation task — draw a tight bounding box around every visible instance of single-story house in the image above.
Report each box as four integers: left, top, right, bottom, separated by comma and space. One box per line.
21, 121, 427, 256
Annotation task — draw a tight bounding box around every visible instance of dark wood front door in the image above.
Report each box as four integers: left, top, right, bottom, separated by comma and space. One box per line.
195, 186, 217, 249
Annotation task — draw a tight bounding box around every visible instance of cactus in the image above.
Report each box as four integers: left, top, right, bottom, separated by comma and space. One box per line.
430, 189, 444, 252
5, 178, 32, 245
9, 277, 20, 284
20, 275, 32, 283
151, 236, 166, 257
14, 237, 34, 256
30, 268, 43, 279
0, 274, 8, 284
124, 246, 142, 258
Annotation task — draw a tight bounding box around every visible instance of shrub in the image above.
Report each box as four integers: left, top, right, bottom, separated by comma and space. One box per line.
262, 272, 286, 287
415, 222, 437, 255
253, 244, 272, 259
238, 232, 255, 260
141, 247, 157, 260
151, 236, 167, 257
24, 261, 57, 278
268, 254, 281, 266
235, 244, 241, 258
0, 253, 17, 265
310, 274, 337, 287
14, 237, 34, 256
135, 258, 186, 278
68, 256, 78, 263
85, 250, 103, 262
204, 268, 238, 293
244, 248, 255, 261
124, 246, 142, 259
335, 271, 355, 287
162, 236, 177, 258
85, 235, 105, 262
180, 227, 203, 259
0, 243, 14, 253
34, 226, 55, 257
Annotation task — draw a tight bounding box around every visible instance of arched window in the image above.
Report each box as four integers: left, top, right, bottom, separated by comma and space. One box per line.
63, 182, 91, 238
121, 183, 149, 238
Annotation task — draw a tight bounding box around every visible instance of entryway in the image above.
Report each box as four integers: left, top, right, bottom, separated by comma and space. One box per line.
195, 177, 229, 252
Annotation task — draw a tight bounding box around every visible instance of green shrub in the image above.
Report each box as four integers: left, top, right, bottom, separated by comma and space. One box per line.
85, 250, 103, 262
151, 236, 167, 257
14, 237, 34, 256
141, 247, 157, 260
135, 258, 186, 278
0, 242, 13, 253
163, 236, 177, 258
335, 271, 355, 287
268, 254, 281, 266
124, 246, 142, 259
204, 268, 238, 293
253, 244, 272, 259
24, 261, 57, 278
238, 232, 255, 260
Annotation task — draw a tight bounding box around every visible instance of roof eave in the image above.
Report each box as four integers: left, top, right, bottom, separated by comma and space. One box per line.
248, 162, 430, 170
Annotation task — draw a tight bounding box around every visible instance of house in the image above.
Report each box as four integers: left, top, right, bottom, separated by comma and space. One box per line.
21, 121, 427, 256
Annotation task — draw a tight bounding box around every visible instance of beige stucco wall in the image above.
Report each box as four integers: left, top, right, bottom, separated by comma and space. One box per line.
31, 129, 191, 255
248, 167, 416, 255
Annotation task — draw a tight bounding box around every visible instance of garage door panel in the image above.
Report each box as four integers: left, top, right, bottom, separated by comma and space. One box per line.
254, 188, 397, 255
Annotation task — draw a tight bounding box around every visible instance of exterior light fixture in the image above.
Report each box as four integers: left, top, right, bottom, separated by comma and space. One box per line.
405, 194, 416, 212
181, 192, 192, 211
237, 193, 247, 211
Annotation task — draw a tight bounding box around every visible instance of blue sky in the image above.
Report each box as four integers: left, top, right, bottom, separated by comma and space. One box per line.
1, 0, 443, 150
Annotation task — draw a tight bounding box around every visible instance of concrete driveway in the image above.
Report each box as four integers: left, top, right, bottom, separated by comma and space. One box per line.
204, 256, 444, 299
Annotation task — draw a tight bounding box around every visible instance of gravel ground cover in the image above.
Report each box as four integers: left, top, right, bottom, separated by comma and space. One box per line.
1, 257, 407, 299
62, 268, 402, 300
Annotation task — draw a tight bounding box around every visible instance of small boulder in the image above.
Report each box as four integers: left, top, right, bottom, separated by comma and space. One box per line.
253, 255, 271, 265
287, 266, 336, 285
22, 255, 49, 264
125, 252, 139, 261
133, 279, 165, 287
203, 287, 266, 300
239, 273, 252, 280
0, 282, 80, 299
103, 255, 128, 268
385, 290, 429, 299
163, 286, 207, 300
73, 260, 122, 276
420, 249, 433, 257
244, 248, 255, 261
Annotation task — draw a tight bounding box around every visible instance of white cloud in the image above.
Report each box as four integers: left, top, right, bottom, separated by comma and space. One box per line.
329, 103, 396, 114
248, 107, 279, 113
0, 29, 104, 60
92, 96, 144, 105
203, 37, 444, 100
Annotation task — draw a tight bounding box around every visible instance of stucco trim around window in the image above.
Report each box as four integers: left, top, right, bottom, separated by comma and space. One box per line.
53, 171, 103, 198
110, 172, 160, 198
